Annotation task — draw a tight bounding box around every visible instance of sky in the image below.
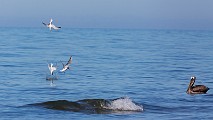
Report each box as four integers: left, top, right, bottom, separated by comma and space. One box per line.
0, 0, 213, 30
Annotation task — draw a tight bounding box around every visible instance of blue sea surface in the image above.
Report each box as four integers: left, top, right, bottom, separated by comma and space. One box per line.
0, 28, 213, 120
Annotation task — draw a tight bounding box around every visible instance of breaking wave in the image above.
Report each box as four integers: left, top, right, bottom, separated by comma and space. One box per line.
29, 97, 143, 114
106, 97, 143, 111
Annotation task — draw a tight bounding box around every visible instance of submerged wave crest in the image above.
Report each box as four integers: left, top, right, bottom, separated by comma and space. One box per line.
29, 97, 143, 114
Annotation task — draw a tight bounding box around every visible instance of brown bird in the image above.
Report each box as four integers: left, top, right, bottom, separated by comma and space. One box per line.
186, 76, 209, 94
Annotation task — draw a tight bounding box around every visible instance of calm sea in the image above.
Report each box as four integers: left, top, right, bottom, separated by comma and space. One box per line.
0, 28, 213, 120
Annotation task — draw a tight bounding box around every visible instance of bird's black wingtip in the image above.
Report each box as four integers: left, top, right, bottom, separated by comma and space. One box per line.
42, 22, 46, 25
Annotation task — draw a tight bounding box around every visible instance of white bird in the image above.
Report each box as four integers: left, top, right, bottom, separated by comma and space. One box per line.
60, 56, 72, 72
48, 63, 57, 75
42, 18, 61, 31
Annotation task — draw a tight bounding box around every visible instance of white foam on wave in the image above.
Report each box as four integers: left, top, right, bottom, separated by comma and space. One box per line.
106, 97, 143, 111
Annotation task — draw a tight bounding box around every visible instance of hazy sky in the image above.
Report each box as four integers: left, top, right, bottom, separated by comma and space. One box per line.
0, 0, 213, 29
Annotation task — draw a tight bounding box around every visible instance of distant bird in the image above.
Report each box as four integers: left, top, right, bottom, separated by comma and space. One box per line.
60, 56, 72, 72
186, 76, 209, 94
48, 63, 57, 75
42, 18, 61, 31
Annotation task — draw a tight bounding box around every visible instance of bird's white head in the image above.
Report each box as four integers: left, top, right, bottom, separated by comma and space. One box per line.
191, 76, 196, 80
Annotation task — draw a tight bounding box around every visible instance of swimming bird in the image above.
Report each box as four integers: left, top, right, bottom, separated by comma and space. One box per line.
186, 76, 209, 94
60, 56, 72, 72
42, 18, 61, 31
48, 63, 57, 75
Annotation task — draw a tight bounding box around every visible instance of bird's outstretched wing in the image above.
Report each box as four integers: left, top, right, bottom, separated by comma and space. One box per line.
52, 24, 61, 30
60, 61, 65, 67
42, 22, 48, 27
60, 61, 67, 72
66, 56, 72, 65
48, 64, 51, 71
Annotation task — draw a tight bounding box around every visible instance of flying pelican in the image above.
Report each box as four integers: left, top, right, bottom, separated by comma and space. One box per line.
60, 56, 72, 72
186, 76, 209, 94
42, 18, 61, 31
48, 63, 57, 75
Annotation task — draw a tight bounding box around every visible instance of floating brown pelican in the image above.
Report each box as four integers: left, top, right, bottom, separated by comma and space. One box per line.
42, 18, 61, 31
60, 56, 72, 72
186, 76, 209, 94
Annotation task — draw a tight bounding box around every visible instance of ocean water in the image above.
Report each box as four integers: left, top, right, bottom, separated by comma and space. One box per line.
0, 28, 213, 120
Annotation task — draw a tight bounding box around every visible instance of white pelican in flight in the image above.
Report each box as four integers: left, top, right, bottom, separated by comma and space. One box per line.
48, 63, 57, 75
60, 56, 72, 72
42, 18, 61, 31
